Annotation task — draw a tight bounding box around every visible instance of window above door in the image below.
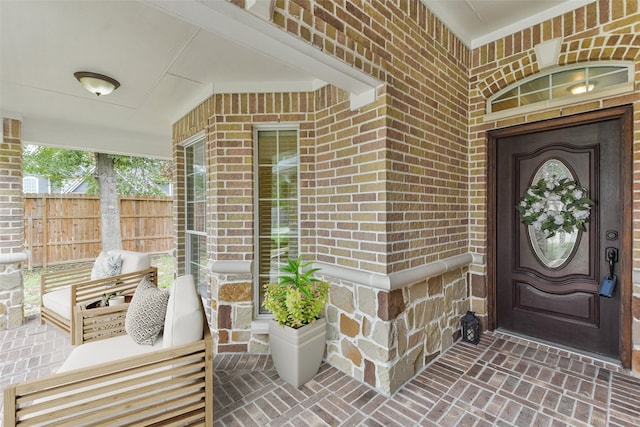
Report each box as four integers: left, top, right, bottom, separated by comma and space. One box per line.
486, 62, 634, 119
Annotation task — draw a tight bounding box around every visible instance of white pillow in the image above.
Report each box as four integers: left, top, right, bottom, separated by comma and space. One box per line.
91, 251, 123, 280
163, 275, 204, 348
125, 277, 170, 345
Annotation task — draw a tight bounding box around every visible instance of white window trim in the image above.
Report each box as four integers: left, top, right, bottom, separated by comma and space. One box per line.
183, 134, 207, 283
253, 123, 301, 319
179, 130, 205, 148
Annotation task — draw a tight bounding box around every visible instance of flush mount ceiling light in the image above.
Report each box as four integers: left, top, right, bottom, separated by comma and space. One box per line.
74, 71, 120, 96
570, 83, 595, 95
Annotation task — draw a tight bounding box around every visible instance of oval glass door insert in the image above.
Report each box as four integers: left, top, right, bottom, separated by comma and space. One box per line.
528, 159, 579, 268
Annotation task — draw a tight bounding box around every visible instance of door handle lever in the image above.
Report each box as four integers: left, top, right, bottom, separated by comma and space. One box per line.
600, 247, 619, 298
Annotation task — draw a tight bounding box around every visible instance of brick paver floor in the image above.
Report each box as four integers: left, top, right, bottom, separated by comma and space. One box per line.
214, 333, 640, 426
2, 317, 639, 426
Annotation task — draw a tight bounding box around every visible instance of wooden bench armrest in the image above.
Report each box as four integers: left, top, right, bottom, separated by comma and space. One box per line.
70, 267, 158, 306
4, 328, 213, 426
40, 265, 93, 297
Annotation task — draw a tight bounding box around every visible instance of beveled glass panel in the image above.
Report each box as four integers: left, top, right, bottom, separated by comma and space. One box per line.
528, 159, 579, 268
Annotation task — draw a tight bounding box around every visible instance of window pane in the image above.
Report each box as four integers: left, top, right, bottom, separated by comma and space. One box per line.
520, 89, 549, 105
591, 69, 627, 88
552, 69, 585, 86
187, 233, 208, 295
256, 129, 299, 315
186, 140, 206, 233
589, 66, 624, 77
494, 87, 517, 102
520, 76, 548, 94
492, 97, 518, 112
185, 138, 207, 295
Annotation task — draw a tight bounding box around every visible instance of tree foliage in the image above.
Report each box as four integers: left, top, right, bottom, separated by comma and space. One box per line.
22, 145, 172, 196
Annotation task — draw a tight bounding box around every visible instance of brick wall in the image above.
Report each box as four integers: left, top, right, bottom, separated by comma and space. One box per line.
172, 0, 472, 395
0, 118, 26, 329
468, 0, 640, 372
274, 0, 470, 274
173, 0, 640, 393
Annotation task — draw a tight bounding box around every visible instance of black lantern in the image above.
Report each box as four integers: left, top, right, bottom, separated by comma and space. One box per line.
461, 311, 480, 345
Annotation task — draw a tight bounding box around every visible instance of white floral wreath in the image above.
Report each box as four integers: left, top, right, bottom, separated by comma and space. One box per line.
517, 176, 594, 238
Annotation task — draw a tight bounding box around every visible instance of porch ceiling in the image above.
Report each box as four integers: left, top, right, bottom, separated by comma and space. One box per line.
0, 0, 590, 160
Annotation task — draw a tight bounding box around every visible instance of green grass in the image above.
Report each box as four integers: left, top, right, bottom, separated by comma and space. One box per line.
23, 255, 175, 317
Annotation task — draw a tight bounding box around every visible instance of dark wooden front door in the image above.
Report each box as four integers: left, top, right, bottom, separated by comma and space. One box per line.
495, 113, 626, 358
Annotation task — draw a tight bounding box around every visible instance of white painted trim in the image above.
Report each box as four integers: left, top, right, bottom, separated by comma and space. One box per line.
1, 111, 23, 121
0, 252, 29, 264
534, 38, 563, 70
244, 0, 273, 21
145, 0, 381, 109
471, 0, 596, 49
471, 253, 485, 265
350, 87, 378, 110
208, 260, 253, 274
178, 130, 205, 148
251, 319, 269, 334
317, 252, 474, 291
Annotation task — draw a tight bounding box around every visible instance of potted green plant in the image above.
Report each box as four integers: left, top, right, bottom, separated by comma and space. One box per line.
263, 256, 330, 387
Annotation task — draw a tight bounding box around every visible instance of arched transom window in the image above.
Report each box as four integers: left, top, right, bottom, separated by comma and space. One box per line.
487, 63, 633, 116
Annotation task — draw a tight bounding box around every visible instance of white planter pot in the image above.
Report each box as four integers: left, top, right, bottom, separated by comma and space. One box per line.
268, 318, 327, 388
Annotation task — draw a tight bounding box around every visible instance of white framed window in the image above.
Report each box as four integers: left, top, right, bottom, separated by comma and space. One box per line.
254, 126, 300, 316
183, 134, 207, 295
23, 176, 38, 193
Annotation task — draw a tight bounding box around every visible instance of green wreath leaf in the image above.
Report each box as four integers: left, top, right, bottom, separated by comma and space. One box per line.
516, 176, 594, 239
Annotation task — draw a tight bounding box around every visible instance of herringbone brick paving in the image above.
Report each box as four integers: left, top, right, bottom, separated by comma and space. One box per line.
214, 334, 640, 426
2, 317, 640, 426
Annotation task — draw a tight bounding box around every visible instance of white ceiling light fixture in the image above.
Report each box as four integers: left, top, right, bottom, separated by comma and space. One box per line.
74, 71, 120, 96
570, 83, 595, 95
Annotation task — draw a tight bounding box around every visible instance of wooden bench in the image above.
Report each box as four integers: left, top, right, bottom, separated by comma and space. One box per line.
6, 275, 213, 426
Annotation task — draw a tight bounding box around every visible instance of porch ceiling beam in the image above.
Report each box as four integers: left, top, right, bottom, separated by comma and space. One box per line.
144, 0, 381, 110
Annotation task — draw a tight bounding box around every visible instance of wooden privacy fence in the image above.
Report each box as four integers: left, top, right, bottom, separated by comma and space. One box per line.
24, 194, 174, 268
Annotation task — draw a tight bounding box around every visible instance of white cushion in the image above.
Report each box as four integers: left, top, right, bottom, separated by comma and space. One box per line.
91, 252, 123, 280
41, 287, 71, 320
57, 334, 162, 373
125, 277, 169, 345
108, 250, 150, 274
163, 275, 204, 348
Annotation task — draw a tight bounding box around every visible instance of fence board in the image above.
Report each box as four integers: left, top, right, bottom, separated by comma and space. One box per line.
24, 195, 173, 268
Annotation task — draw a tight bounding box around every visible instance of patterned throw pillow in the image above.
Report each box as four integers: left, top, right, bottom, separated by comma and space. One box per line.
125, 277, 170, 345
91, 252, 123, 280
